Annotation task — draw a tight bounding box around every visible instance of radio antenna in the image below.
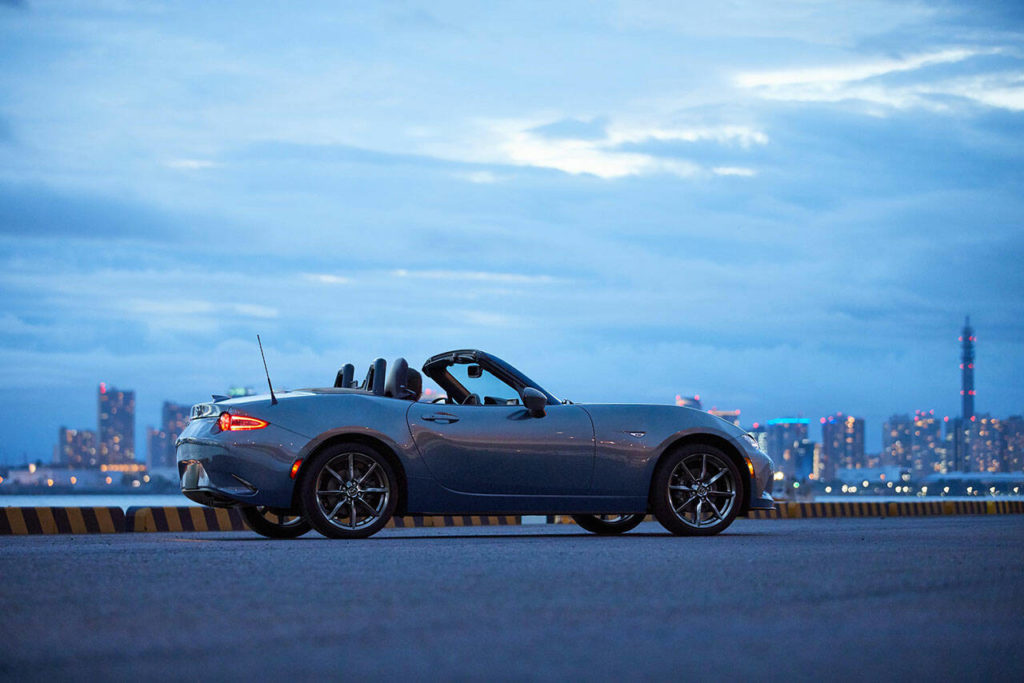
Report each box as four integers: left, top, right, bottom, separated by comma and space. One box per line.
257, 334, 278, 405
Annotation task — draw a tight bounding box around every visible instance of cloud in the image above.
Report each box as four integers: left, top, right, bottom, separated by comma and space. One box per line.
303, 273, 351, 285
736, 49, 980, 89
736, 47, 1024, 112
392, 269, 560, 285
529, 117, 609, 141
712, 166, 757, 177
454, 170, 503, 184
479, 119, 768, 179
165, 158, 218, 170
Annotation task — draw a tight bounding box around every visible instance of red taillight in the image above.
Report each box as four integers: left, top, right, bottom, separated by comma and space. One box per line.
290, 459, 303, 479
218, 413, 269, 432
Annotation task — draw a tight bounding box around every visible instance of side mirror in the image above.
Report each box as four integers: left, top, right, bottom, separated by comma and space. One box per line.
521, 387, 547, 418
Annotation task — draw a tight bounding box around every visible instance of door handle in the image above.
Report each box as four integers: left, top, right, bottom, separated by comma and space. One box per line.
421, 413, 459, 424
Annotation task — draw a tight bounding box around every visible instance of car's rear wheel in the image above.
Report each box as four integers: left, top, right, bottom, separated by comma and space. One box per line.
571, 514, 644, 535
652, 444, 742, 536
239, 505, 312, 539
298, 442, 397, 539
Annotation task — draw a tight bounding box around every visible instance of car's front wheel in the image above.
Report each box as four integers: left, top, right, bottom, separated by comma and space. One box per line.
652, 444, 742, 536
298, 442, 397, 539
239, 505, 312, 539
571, 514, 644, 535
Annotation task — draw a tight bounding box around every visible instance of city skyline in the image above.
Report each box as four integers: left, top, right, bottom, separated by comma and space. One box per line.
1, 2, 1021, 463
16, 314, 1019, 475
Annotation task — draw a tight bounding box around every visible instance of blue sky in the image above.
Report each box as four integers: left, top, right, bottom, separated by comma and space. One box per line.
1, 0, 1022, 463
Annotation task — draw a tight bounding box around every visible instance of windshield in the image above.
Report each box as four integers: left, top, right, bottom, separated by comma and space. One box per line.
448, 363, 521, 405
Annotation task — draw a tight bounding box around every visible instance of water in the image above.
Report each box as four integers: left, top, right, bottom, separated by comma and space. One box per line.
0, 494, 199, 509
813, 495, 1024, 503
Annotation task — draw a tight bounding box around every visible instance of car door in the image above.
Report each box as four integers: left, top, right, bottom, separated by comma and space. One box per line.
408, 401, 596, 495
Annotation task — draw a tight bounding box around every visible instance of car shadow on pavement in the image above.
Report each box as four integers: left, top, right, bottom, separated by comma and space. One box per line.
170, 530, 766, 541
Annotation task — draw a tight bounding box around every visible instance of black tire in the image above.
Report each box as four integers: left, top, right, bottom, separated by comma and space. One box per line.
652, 444, 743, 536
298, 442, 398, 539
571, 514, 644, 535
239, 506, 312, 539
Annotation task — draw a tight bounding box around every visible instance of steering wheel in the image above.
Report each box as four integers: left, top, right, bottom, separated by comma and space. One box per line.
431, 396, 449, 404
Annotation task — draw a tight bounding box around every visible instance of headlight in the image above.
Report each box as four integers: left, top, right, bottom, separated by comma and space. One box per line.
742, 433, 761, 451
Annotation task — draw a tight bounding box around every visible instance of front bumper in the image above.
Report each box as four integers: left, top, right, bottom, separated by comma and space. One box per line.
748, 490, 775, 510
742, 443, 776, 511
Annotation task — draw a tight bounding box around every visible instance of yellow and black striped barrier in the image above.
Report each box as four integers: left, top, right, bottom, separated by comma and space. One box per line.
126, 506, 247, 532
2, 502, 1022, 534
0, 507, 124, 534
388, 515, 521, 528
745, 500, 1024, 519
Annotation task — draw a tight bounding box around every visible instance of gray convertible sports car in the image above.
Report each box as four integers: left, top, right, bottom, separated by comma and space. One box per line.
177, 349, 775, 539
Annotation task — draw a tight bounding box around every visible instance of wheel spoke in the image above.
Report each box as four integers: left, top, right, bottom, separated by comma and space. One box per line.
708, 490, 735, 498
318, 489, 346, 494
357, 462, 378, 485
326, 499, 346, 519
669, 484, 692, 491
707, 469, 727, 485
694, 500, 703, 527
361, 487, 387, 494
348, 500, 357, 529
707, 498, 723, 521
348, 454, 355, 481
673, 494, 697, 513
701, 454, 707, 480
355, 497, 377, 515
324, 465, 345, 484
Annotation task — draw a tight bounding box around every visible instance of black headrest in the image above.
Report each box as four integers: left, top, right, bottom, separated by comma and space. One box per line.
385, 357, 421, 401
334, 363, 355, 388
406, 368, 422, 401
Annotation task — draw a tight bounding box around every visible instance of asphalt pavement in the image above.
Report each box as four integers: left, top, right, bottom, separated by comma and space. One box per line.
2, 516, 1023, 681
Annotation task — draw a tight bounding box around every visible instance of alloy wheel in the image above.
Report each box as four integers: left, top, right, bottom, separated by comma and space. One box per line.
667, 452, 737, 529
314, 451, 391, 531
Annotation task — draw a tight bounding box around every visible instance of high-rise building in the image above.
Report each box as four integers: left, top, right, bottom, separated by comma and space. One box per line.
960, 316, 975, 421
911, 410, 943, 473
146, 401, 190, 470
967, 414, 1003, 473
57, 427, 98, 467
1002, 416, 1024, 473
821, 413, 866, 472
766, 418, 809, 479
883, 414, 912, 468
98, 383, 135, 465
793, 439, 815, 481
811, 442, 826, 481
954, 317, 976, 471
